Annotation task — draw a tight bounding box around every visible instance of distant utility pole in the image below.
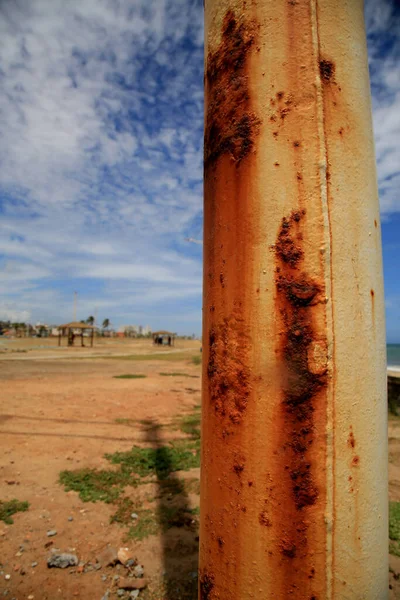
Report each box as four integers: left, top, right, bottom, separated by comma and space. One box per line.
73, 291, 77, 322
200, 1, 387, 599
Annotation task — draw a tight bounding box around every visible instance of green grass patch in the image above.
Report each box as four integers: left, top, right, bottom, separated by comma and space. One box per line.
0, 499, 29, 524
127, 509, 159, 540
113, 374, 146, 379
159, 372, 199, 378
59, 468, 136, 503
390, 501, 400, 556
60, 440, 200, 504
191, 355, 202, 366
106, 440, 200, 479
179, 413, 201, 439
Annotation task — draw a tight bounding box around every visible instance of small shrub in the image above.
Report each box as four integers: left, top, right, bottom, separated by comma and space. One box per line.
191, 355, 202, 366
0, 499, 29, 524
113, 374, 146, 379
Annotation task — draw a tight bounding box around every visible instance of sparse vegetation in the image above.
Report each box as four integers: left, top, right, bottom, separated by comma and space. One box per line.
179, 413, 201, 439
115, 418, 136, 425
159, 372, 199, 378
191, 355, 202, 366
113, 374, 147, 379
127, 509, 159, 540
390, 501, 400, 556
106, 440, 200, 479
59, 467, 136, 503
0, 499, 29, 524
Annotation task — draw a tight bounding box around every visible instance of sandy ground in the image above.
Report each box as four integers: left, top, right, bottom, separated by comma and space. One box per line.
0, 338, 398, 599
0, 339, 201, 600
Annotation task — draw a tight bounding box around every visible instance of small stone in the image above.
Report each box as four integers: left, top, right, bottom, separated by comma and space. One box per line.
117, 577, 147, 590
47, 530, 57, 537
96, 546, 118, 568
28, 596, 34, 599
31, 562, 38, 568
68, 517, 73, 522
5, 574, 10, 580
133, 565, 144, 578
113, 575, 120, 581
101, 592, 110, 600
125, 559, 136, 568
130, 513, 138, 520
47, 553, 79, 569
117, 548, 135, 566
20, 568, 25, 575
94, 563, 101, 571
101, 575, 107, 582
117, 591, 124, 598
130, 592, 139, 600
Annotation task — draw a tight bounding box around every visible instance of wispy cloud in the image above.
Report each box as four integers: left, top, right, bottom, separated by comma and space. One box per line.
366, 0, 400, 214
0, 0, 203, 329
0, 0, 398, 333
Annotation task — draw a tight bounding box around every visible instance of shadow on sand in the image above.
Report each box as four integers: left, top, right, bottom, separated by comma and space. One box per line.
145, 418, 199, 599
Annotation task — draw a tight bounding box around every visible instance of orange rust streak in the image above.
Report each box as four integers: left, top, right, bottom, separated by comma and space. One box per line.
201, 10, 260, 598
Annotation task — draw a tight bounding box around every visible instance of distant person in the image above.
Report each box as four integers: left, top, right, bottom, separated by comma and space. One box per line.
168, 336, 171, 346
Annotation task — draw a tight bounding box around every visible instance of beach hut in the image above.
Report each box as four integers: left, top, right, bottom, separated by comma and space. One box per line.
57, 322, 95, 347
152, 330, 175, 347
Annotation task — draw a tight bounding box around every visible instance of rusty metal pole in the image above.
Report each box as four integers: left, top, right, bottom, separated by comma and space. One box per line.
200, 1, 387, 599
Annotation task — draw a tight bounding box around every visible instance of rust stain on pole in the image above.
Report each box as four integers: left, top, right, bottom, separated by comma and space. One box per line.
201, 0, 387, 598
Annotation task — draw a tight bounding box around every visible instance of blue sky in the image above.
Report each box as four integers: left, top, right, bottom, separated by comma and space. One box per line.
0, 0, 398, 339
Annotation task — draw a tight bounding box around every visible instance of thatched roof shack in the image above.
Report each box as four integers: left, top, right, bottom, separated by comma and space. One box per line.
152, 330, 175, 346
58, 322, 96, 347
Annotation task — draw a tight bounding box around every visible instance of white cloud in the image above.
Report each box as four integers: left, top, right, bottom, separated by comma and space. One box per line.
0, 0, 398, 333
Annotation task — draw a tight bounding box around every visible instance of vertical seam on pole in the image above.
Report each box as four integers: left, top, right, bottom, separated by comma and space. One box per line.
310, 2, 335, 598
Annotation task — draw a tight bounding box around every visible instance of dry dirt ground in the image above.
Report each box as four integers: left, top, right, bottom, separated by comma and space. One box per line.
0, 337, 399, 599
0, 338, 201, 600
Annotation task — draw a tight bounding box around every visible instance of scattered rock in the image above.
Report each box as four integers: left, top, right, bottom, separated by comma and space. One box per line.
44, 541, 53, 549
68, 517, 73, 522
117, 577, 147, 591
113, 575, 120, 581
133, 565, 144, 578
117, 548, 135, 566
28, 596, 34, 599
101, 592, 110, 600
130, 592, 139, 599
125, 559, 137, 568
20, 568, 25, 576
5, 574, 10, 580
130, 513, 138, 520
101, 575, 107, 582
46, 530, 57, 537
117, 592, 124, 598
96, 546, 118, 567
47, 553, 79, 569
31, 562, 38, 568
